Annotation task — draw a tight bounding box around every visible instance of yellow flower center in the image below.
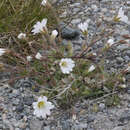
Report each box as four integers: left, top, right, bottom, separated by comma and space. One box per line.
38, 101, 45, 108
113, 16, 120, 22
61, 61, 67, 67
83, 30, 88, 36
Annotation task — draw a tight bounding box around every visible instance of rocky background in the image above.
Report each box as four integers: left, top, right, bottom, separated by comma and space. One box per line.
0, 0, 130, 130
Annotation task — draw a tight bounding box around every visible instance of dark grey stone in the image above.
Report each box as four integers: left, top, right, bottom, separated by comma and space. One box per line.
124, 56, 130, 61
125, 74, 130, 82
0, 116, 2, 121
8, 94, 15, 99
116, 57, 124, 64
60, 120, 72, 130
16, 114, 24, 120
33, 87, 39, 92
126, 50, 130, 57
24, 97, 34, 106
87, 115, 95, 123
127, 104, 130, 108
0, 123, 3, 129
59, 22, 81, 39
127, 88, 130, 94
16, 103, 24, 112
119, 110, 130, 122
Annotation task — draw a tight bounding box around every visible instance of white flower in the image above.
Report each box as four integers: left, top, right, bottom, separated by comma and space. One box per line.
17, 33, 26, 39
0, 48, 6, 56
35, 52, 42, 60
78, 20, 90, 34
120, 84, 126, 88
92, 53, 97, 56
41, 0, 47, 6
33, 96, 54, 118
27, 56, 32, 61
107, 39, 114, 46
72, 114, 77, 121
88, 65, 95, 72
115, 7, 129, 23
59, 58, 75, 74
122, 77, 126, 82
32, 18, 47, 35
91, 5, 98, 12
126, 66, 130, 72
51, 30, 58, 40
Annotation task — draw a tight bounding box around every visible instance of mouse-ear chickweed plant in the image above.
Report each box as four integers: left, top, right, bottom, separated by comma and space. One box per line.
0, 0, 129, 118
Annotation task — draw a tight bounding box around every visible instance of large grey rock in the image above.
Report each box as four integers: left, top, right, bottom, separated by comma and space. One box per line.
60, 22, 81, 39
60, 23, 85, 55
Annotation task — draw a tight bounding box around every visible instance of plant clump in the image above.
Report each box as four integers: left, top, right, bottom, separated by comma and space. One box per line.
0, 0, 129, 118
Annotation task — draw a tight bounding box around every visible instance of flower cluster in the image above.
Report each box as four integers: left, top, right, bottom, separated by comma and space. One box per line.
1, 0, 128, 119
29, 5, 128, 116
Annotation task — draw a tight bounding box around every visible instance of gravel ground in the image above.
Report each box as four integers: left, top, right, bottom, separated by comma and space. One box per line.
0, 0, 130, 130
